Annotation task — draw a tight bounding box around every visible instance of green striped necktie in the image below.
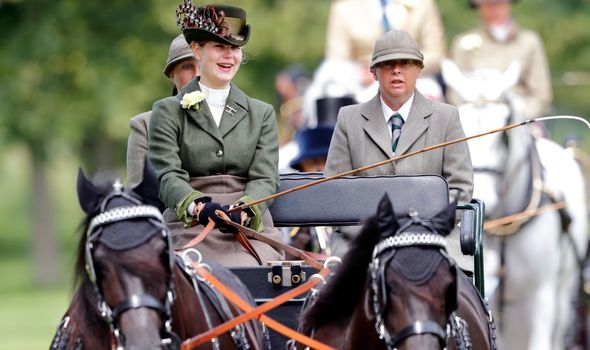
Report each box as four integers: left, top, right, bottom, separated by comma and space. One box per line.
390, 112, 404, 152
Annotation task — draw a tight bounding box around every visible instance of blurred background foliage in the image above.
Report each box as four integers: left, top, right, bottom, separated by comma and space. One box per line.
0, 0, 588, 348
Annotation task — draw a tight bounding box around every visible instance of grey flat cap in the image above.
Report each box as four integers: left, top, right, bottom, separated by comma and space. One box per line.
370, 30, 424, 68
163, 34, 195, 77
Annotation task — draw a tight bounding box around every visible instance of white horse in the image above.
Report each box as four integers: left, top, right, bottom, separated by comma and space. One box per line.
443, 59, 588, 350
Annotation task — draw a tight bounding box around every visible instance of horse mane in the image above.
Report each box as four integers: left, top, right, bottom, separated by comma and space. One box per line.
300, 215, 381, 331
74, 216, 92, 289
67, 215, 110, 345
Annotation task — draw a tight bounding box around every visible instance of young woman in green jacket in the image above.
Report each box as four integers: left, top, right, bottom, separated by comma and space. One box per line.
149, 1, 283, 266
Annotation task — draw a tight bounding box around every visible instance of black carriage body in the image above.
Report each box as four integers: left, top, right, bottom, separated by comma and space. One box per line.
230, 173, 485, 349
231, 263, 319, 349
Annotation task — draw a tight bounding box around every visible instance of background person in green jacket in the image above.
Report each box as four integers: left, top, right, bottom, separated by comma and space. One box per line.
149, 1, 283, 266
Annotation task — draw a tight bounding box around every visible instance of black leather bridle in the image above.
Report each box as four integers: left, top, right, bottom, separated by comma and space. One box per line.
369, 213, 470, 350
84, 184, 180, 349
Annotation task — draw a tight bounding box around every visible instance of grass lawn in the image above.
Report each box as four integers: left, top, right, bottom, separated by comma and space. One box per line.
0, 147, 82, 349
0, 285, 69, 349
0, 254, 71, 349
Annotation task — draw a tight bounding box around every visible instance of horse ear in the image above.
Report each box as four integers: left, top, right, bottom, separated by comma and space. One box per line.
132, 157, 161, 207
77, 167, 101, 214
377, 193, 399, 237
441, 59, 472, 102
429, 197, 459, 236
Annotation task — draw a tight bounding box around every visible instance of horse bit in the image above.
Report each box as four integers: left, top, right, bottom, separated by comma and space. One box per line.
85, 182, 180, 349
369, 212, 472, 350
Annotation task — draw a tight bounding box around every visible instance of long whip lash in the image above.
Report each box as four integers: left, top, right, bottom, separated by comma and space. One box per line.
231, 115, 589, 213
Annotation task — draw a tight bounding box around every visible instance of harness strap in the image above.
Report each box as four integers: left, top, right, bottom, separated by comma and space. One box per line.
490, 139, 544, 236
449, 314, 472, 350
198, 275, 257, 350
484, 201, 566, 232
111, 294, 167, 320
181, 263, 334, 350
388, 320, 447, 349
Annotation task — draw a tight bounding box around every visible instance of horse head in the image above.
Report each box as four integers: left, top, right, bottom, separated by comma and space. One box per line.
301, 194, 463, 350
366, 194, 460, 350
442, 59, 532, 217
75, 161, 179, 350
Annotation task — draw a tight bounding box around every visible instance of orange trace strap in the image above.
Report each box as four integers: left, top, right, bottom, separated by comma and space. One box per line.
181, 264, 334, 350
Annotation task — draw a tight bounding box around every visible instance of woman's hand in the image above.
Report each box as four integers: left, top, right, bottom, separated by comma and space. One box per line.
193, 202, 247, 233
195, 201, 225, 226
218, 205, 245, 233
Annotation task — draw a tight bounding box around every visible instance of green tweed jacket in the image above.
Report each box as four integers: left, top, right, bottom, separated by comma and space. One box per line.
148, 77, 279, 226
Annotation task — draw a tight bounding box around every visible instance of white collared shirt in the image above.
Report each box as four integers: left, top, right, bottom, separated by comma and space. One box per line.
199, 82, 230, 127
380, 93, 414, 138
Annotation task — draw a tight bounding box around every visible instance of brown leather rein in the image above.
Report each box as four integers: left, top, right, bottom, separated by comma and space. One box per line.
176, 215, 264, 265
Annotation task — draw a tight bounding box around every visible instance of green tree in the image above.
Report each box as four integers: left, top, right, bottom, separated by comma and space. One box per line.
1, 0, 588, 286
0, 0, 172, 284
0, 0, 331, 285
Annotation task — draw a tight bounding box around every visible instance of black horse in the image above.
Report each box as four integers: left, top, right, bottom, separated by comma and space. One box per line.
50, 164, 266, 349
299, 194, 496, 350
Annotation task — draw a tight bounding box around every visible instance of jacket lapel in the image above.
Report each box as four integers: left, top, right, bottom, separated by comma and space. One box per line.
362, 94, 393, 158
218, 84, 248, 137
180, 78, 223, 143
394, 91, 431, 156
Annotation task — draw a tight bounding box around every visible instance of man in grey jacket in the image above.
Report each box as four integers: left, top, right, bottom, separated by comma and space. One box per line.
325, 29, 474, 270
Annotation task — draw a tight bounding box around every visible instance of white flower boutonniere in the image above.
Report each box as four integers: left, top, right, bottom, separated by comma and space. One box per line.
181, 91, 205, 111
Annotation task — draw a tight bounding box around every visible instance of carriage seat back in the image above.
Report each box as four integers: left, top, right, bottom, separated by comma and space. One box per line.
269, 173, 450, 227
